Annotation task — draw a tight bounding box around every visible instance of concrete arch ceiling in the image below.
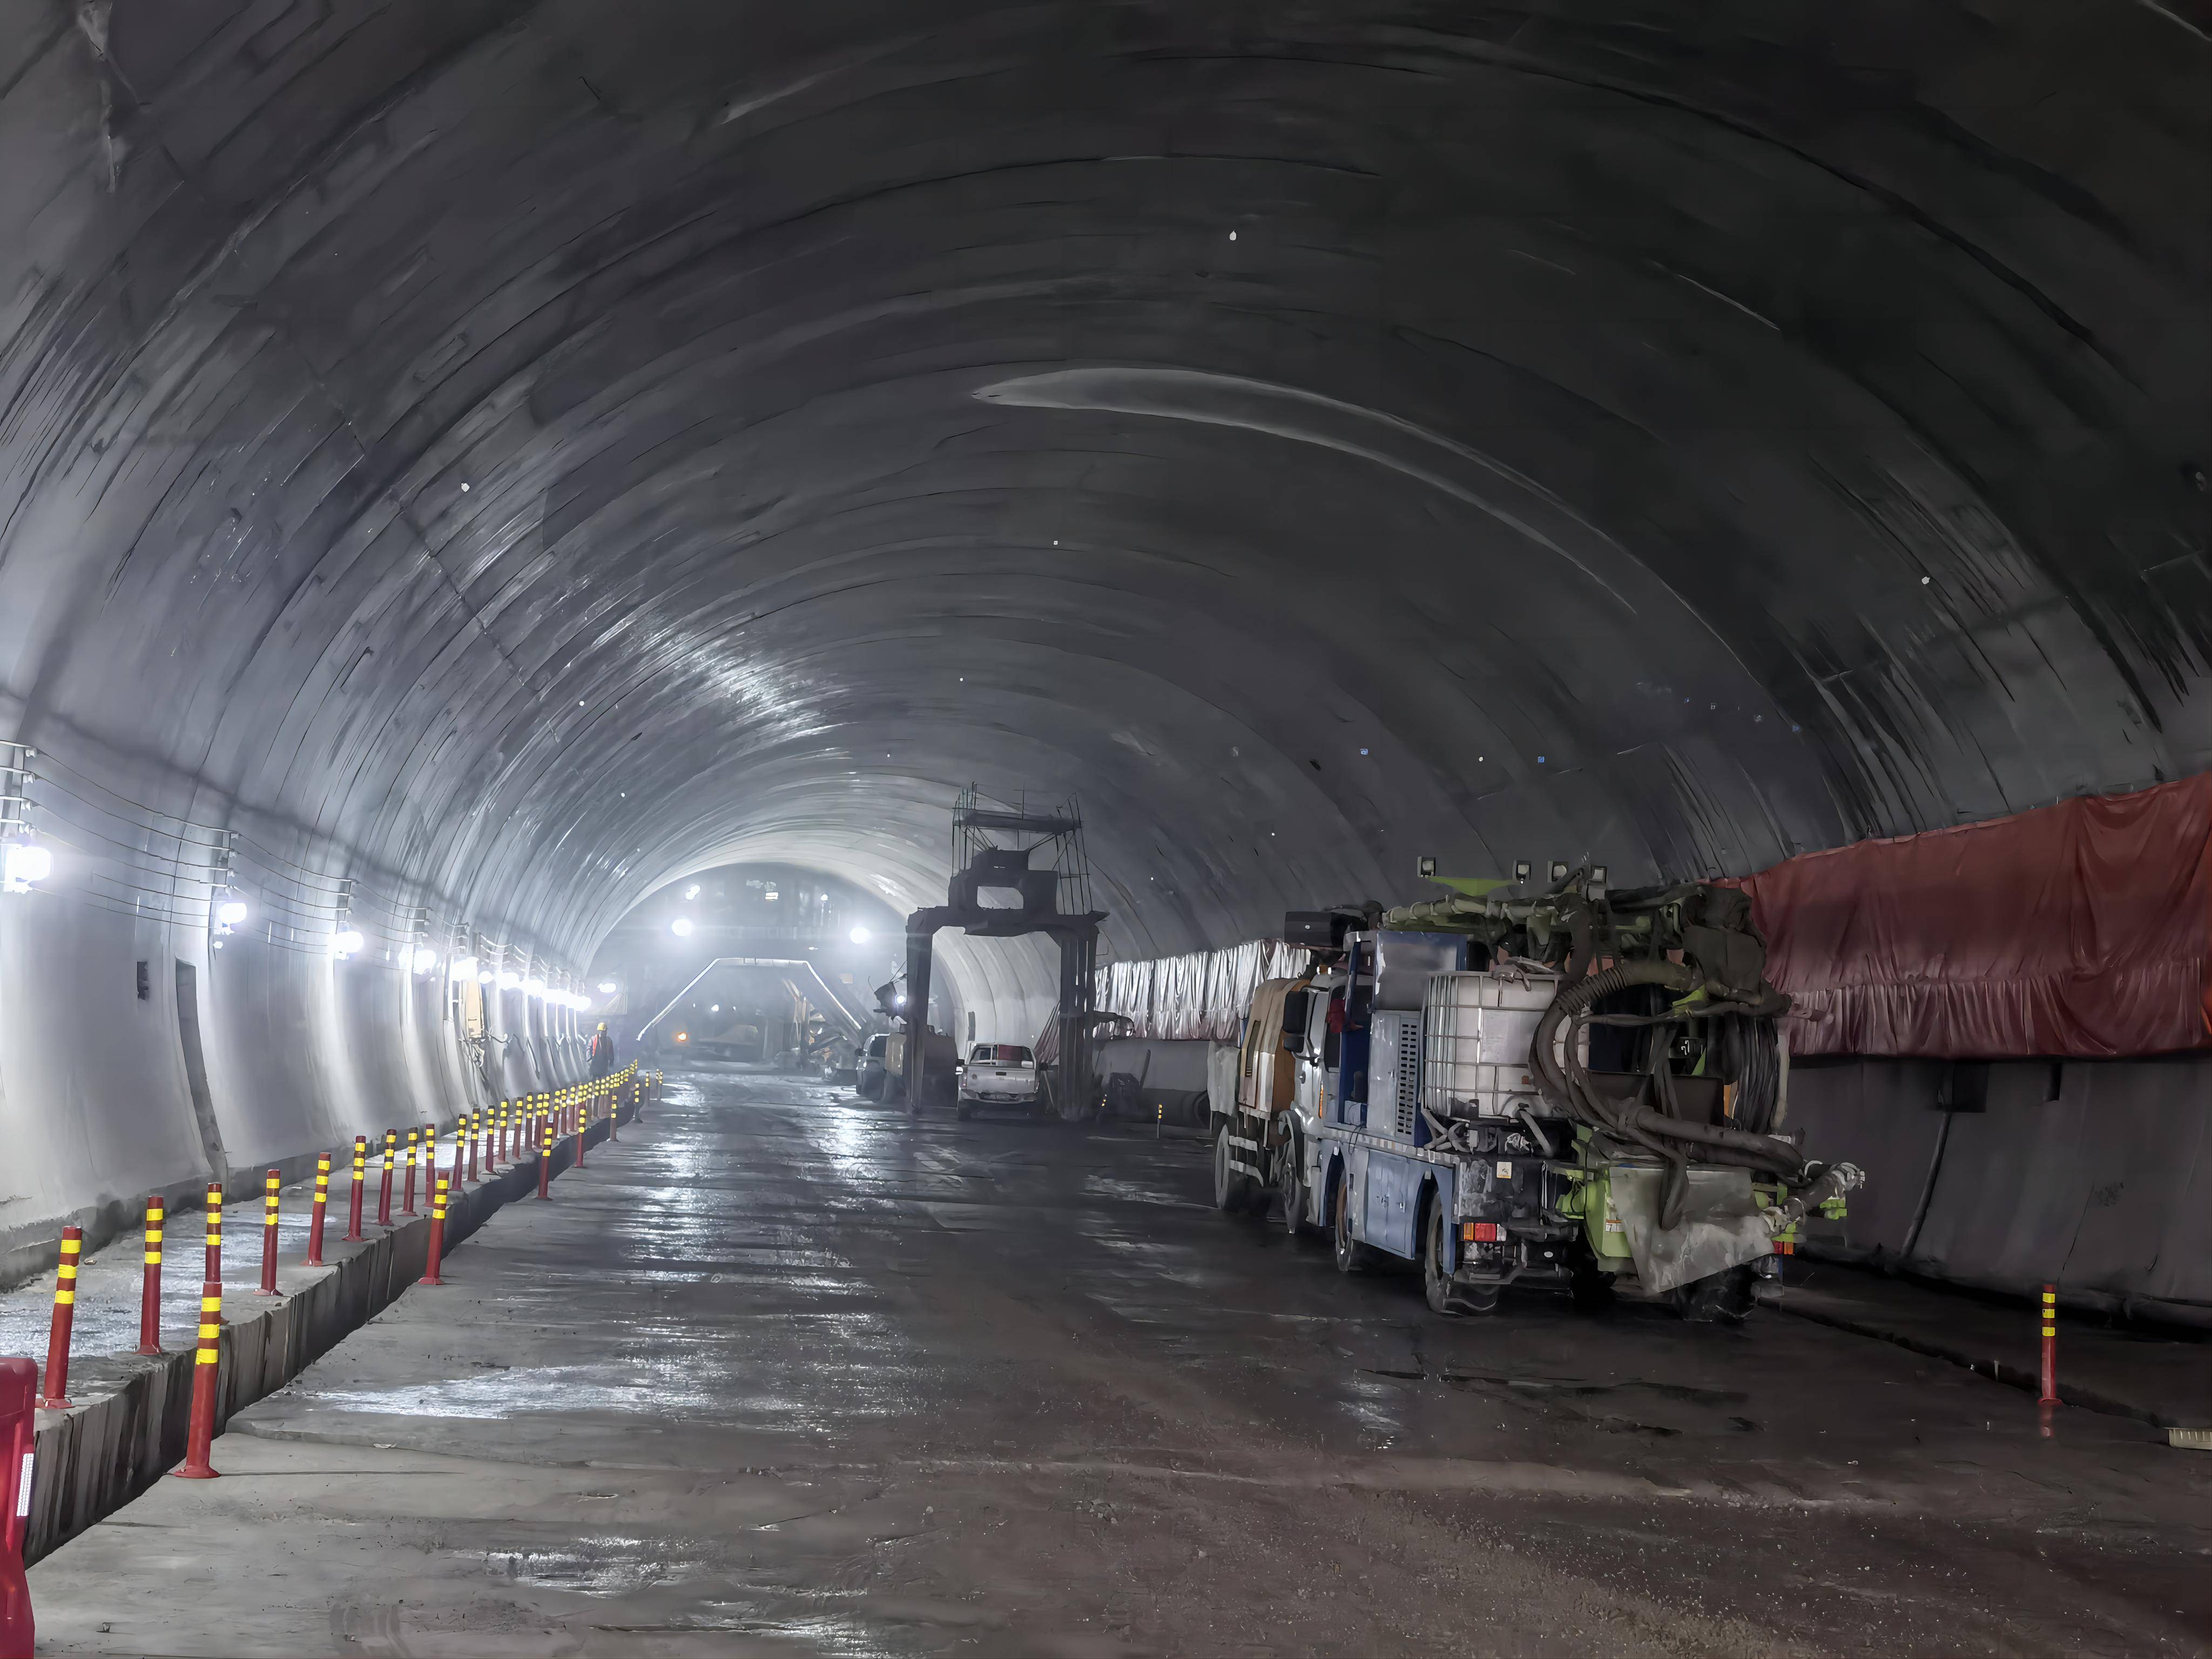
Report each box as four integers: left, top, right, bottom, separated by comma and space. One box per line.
3, 0, 2207, 987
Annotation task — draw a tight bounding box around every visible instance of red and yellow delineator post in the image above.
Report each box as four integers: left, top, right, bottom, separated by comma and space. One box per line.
537, 1120, 554, 1201
402, 1127, 420, 1216
138, 1196, 165, 1355
376, 1130, 396, 1226
345, 1136, 367, 1242
2039, 1284, 2060, 1405
172, 1281, 223, 1480
36, 1228, 80, 1410
419, 1176, 450, 1286
257, 1168, 281, 1296
307, 1152, 331, 1265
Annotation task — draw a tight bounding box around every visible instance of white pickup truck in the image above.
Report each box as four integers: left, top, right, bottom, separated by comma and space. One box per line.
957, 1043, 1040, 1118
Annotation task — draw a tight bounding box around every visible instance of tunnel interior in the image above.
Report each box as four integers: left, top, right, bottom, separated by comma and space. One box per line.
0, 1, 2207, 1249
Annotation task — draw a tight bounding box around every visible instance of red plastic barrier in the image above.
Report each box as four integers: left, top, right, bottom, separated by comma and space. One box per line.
0, 1355, 38, 1657
1730, 773, 2212, 1058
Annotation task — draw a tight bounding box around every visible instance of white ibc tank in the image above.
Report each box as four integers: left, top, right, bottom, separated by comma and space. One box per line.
1419, 969, 1575, 1120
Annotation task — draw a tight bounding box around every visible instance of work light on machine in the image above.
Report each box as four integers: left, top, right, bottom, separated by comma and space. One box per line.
450, 954, 479, 981
597, 980, 618, 994
411, 947, 438, 974
848, 925, 871, 944
332, 927, 366, 958
670, 916, 695, 937
215, 896, 249, 927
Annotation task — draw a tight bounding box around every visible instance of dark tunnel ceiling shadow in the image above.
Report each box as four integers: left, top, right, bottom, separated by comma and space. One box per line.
0, 1, 2203, 979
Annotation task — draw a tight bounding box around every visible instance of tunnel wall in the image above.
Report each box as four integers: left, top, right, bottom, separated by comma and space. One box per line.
1, 4, 2207, 1291
1790, 1054, 2212, 1328
0, 738, 582, 1280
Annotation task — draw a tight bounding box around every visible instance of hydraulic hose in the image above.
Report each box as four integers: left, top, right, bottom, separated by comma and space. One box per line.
1529, 959, 1805, 1182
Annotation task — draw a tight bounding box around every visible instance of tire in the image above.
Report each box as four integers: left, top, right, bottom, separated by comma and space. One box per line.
1670, 1264, 1758, 1324
955, 1101, 973, 1121
1570, 1262, 1618, 1312
1331, 1164, 1370, 1273
1212, 1121, 1250, 1213
1422, 1199, 1458, 1315
1274, 1136, 1306, 1235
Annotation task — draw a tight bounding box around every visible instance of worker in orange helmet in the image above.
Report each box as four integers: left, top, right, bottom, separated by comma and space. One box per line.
588, 1020, 618, 1080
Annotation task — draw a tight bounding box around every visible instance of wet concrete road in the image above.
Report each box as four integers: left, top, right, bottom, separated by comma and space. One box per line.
29, 1069, 2212, 1656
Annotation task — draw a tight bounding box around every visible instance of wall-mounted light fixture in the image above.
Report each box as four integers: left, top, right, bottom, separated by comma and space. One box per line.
1, 742, 50, 894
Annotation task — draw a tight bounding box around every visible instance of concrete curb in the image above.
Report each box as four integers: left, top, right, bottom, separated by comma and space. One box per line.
24, 1105, 630, 1564
1768, 1292, 2188, 1431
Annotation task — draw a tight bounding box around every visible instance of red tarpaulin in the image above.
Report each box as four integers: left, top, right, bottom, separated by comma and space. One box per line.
1729, 775, 2212, 1059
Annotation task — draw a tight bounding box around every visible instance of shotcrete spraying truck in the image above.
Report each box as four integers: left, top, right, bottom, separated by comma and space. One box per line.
1211, 865, 1861, 1321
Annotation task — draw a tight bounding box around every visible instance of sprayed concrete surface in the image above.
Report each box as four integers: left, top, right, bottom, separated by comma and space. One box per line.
26, 1068, 2212, 1657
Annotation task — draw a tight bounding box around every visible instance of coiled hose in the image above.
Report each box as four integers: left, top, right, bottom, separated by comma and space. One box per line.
1529, 959, 1806, 1228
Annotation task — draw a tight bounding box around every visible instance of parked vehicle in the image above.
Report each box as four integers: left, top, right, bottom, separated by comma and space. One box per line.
1212, 874, 1860, 1322
860, 1027, 957, 1111
957, 1043, 1041, 1118
857, 1031, 893, 1098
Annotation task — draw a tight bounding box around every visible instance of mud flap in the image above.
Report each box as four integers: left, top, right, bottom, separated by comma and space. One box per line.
1608, 1165, 1770, 1294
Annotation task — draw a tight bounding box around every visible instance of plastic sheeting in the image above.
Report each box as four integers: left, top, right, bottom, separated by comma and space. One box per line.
1095, 940, 1316, 1042
1731, 775, 2212, 1059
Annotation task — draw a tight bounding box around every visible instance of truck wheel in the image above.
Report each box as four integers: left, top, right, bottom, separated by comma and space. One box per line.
1331, 1165, 1369, 1273
1670, 1264, 1758, 1324
1212, 1122, 1249, 1213
955, 1101, 973, 1121
1421, 1202, 1458, 1315
1569, 1260, 1617, 1312
1274, 1142, 1305, 1235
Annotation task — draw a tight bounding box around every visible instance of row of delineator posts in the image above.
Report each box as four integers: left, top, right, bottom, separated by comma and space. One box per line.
26, 1067, 661, 1486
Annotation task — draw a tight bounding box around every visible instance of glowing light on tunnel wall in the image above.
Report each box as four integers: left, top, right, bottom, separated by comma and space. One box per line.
2, 841, 53, 892
670, 916, 695, 937
215, 898, 249, 926
411, 947, 438, 974
332, 927, 366, 958
523, 977, 547, 999
849, 926, 871, 944
450, 954, 479, 980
